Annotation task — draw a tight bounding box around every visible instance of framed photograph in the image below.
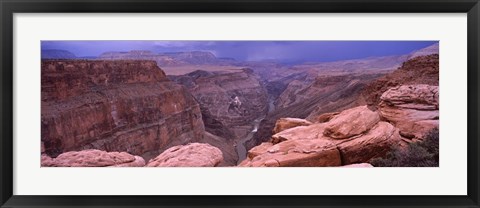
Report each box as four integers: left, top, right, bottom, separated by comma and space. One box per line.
1, 0, 479, 207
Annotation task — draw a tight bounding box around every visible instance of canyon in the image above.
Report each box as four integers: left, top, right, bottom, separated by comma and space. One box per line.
41, 43, 439, 167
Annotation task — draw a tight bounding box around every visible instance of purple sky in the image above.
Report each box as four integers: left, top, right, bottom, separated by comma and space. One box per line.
41, 41, 438, 63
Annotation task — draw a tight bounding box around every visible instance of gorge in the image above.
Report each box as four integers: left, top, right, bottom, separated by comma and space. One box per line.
41, 42, 439, 167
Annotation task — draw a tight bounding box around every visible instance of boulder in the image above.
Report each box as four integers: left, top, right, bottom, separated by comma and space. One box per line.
323, 106, 380, 139
42, 149, 146, 167
147, 143, 223, 167
337, 121, 401, 164
379, 84, 439, 139
272, 118, 313, 134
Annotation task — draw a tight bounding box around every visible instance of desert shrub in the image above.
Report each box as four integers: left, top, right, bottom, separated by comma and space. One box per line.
371, 128, 439, 167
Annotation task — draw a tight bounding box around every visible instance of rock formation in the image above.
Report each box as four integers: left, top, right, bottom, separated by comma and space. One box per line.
41, 149, 146, 167
378, 84, 439, 140
241, 82, 439, 167
272, 118, 312, 134
146, 143, 223, 167
248, 73, 382, 150
41, 60, 205, 161
169, 69, 269, 165
170, 69, 268, 137
240, 106, 402, 167
362, 54, 439, 107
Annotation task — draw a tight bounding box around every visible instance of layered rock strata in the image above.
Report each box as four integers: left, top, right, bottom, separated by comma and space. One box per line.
41, 60, 205, 160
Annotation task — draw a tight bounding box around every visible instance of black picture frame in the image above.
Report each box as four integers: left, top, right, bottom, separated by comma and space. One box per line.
1, 0, 479, 207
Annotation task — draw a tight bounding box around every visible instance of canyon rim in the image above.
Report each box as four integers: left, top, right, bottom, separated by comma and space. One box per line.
41, 41, 439, 167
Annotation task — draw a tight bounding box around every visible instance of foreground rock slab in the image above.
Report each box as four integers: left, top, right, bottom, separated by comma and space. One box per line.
240, 106, 401, 167
147, 143, 223, 167
323, 105, 380, 139
41, 149, 145, 167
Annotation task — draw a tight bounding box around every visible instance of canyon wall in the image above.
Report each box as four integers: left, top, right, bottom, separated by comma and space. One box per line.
41, 60, 205, 160
169, 69, 269, 140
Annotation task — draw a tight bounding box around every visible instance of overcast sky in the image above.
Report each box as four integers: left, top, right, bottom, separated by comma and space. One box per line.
42, 41, 438, 63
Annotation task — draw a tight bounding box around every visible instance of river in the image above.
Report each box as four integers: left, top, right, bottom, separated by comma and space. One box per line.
235, 116, 265, 164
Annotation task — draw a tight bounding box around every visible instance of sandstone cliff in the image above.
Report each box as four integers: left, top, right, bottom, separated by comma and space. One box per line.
41, 60, 205, 161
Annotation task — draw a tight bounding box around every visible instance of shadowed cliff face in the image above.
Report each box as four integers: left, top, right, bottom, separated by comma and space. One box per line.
41, 60, 205, 160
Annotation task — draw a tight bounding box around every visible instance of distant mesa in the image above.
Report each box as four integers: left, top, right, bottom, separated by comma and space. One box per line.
407, 43, 439, 60
98, 50, 234, 66
41, 49, 77, 59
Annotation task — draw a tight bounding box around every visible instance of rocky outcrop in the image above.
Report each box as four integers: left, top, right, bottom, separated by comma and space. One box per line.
41, 60, 205, 160
273, 118, 312, 134
362, 54, 439, 107
240, 106, 402, 167
41, 149, 145, 167
146, 143, 223, 167
378, 84, 439, 140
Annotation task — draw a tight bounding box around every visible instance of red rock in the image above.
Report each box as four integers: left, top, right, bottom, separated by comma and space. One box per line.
41, 154, 55, 167
272, 117, 312, 134
42, 149, 145, 167
361, 54, 439, 107
146, 143, 223, 167
323, 106, 380, 139
41, 60, 205, 160
247, 142, 273, 159
239, 139, 341, 167
337, 121, 401, 164
310, 112, 339, 123
378, 84, 439, 139
242, 108, 401, 166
